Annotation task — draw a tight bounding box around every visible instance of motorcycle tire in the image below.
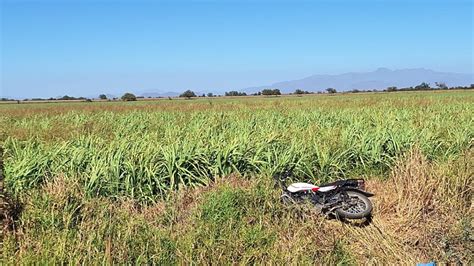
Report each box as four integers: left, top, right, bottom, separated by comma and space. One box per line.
280, 192, 296, 204
335, 191, 373, 219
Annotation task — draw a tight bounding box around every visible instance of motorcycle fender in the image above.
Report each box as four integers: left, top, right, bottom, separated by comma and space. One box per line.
345, 188, 375, 197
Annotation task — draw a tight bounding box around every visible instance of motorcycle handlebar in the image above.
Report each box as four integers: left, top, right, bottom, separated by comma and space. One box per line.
272, 164, 296, 181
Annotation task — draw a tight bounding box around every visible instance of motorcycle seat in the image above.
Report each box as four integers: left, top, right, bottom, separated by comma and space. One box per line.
319, 179, 359, 188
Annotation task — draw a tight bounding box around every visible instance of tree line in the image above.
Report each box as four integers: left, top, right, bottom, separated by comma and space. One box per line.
2, 82, 472, 102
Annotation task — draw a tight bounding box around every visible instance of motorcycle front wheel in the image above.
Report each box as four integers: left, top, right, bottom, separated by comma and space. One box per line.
280, 192, 296, 204
335, 191, 373, 219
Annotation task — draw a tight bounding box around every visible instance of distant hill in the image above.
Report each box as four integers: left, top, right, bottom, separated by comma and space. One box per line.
246, 68, 473, 93
140, 91, 180, 98
140, 91, 210, 98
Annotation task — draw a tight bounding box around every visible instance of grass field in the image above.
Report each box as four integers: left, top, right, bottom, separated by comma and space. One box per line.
1, 91, 473, 264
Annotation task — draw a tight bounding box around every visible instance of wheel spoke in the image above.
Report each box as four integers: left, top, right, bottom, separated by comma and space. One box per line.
342, 195, 366, 214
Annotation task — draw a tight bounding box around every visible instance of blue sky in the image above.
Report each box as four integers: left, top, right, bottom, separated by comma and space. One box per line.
1, 0, 473, 98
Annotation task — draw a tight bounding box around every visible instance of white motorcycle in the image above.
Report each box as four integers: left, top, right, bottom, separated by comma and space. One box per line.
274, 168, 374, 219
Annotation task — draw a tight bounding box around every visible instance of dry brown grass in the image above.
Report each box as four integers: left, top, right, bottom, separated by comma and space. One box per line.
0, 146, 12, 238
341, 149, 473, 264
252, 148, 472, 264
156, 150, 472, 264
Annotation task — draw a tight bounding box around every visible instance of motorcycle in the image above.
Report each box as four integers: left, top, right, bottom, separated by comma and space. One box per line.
274, 168, 374, 219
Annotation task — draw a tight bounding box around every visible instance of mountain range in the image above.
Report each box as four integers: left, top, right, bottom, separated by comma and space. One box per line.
7, 68, 470, 99
244, 68, 473, 93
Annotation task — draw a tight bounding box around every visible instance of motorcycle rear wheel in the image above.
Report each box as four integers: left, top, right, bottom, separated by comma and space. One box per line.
335, 191, 373, 219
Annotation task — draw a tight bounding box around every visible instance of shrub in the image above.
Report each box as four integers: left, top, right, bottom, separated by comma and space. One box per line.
179, 90, 197, 99
261, 89, 281, 96
225, 91, 247, 96
121, 93, 137, 101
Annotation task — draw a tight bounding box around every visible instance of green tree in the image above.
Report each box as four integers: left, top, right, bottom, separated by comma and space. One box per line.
225, 91, 247, 96
60, 95, 74, 100
415, 82, 430, 90
326, 88, 337, 94
261, 89, 281, 96
121, 93, 137, 101
435, 82, 447, 90
99, 94, 107, 100
179, 90, 197, 99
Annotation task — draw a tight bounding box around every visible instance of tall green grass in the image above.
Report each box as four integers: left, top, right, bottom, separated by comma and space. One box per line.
2, 91, 473, 202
